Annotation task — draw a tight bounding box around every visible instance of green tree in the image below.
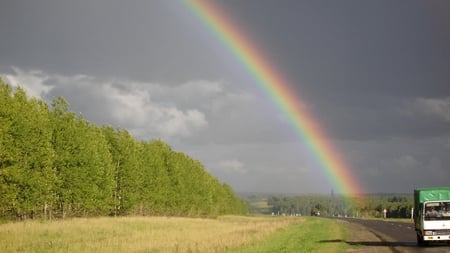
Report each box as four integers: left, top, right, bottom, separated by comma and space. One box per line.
0, 81, 18, 218
51, 97, 114, 217
103, 127, 143, 215
0, 82, 56, 219
1, 77, 248, 220
139, 140, 172, 215
80, 123, 114, 215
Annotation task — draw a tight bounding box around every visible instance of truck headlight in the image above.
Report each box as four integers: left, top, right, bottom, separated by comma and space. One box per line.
424, 230, 433, 236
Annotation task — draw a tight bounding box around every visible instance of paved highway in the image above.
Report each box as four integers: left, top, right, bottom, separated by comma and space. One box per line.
342, 218, 450, 253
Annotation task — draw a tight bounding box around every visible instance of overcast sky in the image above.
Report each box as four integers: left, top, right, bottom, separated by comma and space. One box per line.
1, 0, 449, 194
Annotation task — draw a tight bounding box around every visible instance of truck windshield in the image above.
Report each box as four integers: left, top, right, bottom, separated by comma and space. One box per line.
424, 202, 450, 220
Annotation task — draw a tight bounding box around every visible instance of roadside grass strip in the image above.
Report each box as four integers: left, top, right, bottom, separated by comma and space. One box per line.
0, 216, 348, 253
227, 217, 348, 253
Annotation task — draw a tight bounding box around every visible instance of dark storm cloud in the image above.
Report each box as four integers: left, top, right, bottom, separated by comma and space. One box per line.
219, 0, 450, 141
342, 137, 450, 193
0, 0, 234, 83
1, 0, 449, 194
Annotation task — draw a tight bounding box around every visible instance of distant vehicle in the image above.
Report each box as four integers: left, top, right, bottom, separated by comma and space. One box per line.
413, 187, 450, 245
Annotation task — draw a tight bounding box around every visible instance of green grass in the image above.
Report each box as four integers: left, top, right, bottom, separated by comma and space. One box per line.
0, 216, 349, 253
227, 217, 347, 253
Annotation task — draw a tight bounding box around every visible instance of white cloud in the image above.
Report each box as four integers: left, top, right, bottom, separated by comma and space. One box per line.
415, 97, 450, 122
1, 68, 210, 139
156, 108, 208, 138
217, 159, 247, 174
3, 67, 54, 98
1, 67, 286, 145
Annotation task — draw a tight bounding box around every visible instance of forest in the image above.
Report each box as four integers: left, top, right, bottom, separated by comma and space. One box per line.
0, 79, 248, 221
246, 193, 413, 219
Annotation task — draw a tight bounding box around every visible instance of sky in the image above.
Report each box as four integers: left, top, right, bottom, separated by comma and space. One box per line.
1, 0, 449, 195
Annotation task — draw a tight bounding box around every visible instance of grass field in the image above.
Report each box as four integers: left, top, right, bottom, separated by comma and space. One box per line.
0, 216, 348, 253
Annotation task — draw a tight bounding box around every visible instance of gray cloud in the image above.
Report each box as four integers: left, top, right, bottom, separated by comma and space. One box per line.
1, 0, 449, 194
4, 69, 210, 139
414, 97, 450, 122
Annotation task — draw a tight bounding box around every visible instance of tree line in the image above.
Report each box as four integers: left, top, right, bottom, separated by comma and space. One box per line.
250, 193, 413, 218
0, 79, 247, 221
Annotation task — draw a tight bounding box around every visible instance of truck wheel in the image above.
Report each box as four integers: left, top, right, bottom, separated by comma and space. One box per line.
416, 234, 424, 246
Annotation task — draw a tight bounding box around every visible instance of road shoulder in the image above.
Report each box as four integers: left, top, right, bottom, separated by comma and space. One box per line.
341, 219, 393, 253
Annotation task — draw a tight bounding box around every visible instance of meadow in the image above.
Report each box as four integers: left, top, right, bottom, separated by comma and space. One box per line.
0, 216, 349, 253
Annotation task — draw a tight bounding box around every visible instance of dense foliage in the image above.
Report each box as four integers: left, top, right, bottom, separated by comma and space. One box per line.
0, 79, 247, 220
247, 193, 413, 218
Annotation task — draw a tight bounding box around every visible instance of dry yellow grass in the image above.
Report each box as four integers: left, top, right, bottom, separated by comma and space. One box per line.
0, 215, 301, 253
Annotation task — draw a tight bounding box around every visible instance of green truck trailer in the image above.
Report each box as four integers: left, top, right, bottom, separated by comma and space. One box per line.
413, 187, 450, 245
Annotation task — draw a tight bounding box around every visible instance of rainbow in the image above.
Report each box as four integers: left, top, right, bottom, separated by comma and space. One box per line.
184, 0, 362, 196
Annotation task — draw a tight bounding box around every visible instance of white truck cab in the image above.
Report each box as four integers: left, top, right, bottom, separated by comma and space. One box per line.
414, 187, 450, 245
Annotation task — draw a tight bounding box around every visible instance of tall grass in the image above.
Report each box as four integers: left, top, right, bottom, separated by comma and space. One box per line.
0, 216, 299, 253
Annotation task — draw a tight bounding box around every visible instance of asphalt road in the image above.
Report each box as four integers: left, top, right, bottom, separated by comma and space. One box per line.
341, 218, 450, 253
